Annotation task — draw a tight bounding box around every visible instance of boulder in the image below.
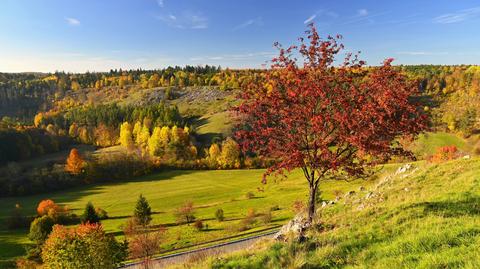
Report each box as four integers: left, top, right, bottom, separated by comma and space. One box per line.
274, 214, 311, 242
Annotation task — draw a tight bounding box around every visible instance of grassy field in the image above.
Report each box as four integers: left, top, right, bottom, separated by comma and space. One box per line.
0, 168, 378, 267
202, 157, 480, 268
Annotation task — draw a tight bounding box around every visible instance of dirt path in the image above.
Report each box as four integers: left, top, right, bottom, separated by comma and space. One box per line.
122, 230, 278, 268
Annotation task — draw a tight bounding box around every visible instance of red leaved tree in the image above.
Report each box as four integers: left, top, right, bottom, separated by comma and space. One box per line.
235, 25, 427, 222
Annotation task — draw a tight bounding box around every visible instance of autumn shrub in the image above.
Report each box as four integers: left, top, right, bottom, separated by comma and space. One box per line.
41, 223, 127, 269
123, 218, 164, 268
194, 220, 204, 231
174, 201, 196, 224
15, 258, 39, 269
96, 207, 109, 220
36, 199, 60, 216
215, 208, 225, 221
261, 210, 273, 224
28, 215, 55, 244
428, 145, 459, 163
292, 200, 305, 214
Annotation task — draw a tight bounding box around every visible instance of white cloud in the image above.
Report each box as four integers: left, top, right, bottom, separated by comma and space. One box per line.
65, 17, 80, 26
304, 14, 316, 24
156, 0, 164, 8
357, 9, 368, 17
433, 7, 480, 24
233, 17, 263, 30
157, 12, 208, 29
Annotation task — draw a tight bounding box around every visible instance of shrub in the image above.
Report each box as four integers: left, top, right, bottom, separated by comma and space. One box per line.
245, 192, 255, 199
82, 202, 100, 224
174, 201, 196, 224
124, 218, 164, 268
292, 200, 305, 214
28, 215, 55, 244
15, 258, 39, 269
133, 194, 152, 226
261, 210, 272, 224
194, 220, 204, 231
429, 145, 459, 163
96, 207, 109, 220
36, 199, 59, 216
215, 208, 224, 221
42, 223, 127, 269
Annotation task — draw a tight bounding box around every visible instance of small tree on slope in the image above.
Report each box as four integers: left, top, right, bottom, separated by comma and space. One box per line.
134, 194, 152, 226
82, 202, 100, 224
235, 25, 427, 222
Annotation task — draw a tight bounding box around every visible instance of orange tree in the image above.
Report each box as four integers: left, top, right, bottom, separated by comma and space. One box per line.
65, 148, 85, 175
235, 25, 427, 222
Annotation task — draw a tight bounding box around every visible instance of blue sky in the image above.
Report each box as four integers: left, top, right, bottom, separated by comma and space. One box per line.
1, 0, 480, 72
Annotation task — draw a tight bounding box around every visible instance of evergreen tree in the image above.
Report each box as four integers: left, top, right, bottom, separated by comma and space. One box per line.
82, 202, 100, 224
134, 194, 152, 226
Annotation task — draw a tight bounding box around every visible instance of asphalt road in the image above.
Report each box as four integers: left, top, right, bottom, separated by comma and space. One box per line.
122, 230, 278, 268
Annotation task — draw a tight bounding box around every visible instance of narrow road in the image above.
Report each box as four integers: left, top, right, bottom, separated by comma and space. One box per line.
122, 230, 278, 268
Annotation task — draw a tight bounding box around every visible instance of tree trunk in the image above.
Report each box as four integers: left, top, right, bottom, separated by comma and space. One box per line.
307, 183, 318, 223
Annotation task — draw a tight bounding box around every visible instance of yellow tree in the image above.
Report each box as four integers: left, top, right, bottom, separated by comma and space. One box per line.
218, 138, 241, 169
148, 127, 162, 156
119, 122, 134, 149
132, 121, 142, 142
207, 143, 221, 168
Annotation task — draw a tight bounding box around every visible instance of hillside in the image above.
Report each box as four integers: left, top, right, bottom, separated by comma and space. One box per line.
196, 157, 480, 268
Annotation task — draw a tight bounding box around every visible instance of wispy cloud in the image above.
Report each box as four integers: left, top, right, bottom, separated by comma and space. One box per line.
156, 0, 164, 8
303, 10, 338, 24
304, 14, 316, 24
357, 9, 368, 17
65, 17, 80, 26
338, 11, 389, 26
233, 17, 263, 31
433, 7, 480, 24
157, 11, 208, 29
397, 51, 448, 56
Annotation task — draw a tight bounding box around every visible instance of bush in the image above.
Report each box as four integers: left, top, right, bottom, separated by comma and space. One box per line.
194, 220, 204, 231
261, 210, 272, 224
28, 215, 55, 244
245, 192, 255, 199
215, 208, 224, 221
174, 201, 196, 224
96, 207, 109, 220
292, 200, 305, 214
428, 145, 459, 163
42, 223, 127, 269
36, 199, 59, 216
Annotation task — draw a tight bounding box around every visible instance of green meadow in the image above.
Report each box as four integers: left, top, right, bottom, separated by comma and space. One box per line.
0, 168, 374, 267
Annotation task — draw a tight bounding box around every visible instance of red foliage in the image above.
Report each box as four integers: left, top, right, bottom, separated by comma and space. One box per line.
235, 25, 427, 221
429, 145, 458, 163
37, 199, 60, 216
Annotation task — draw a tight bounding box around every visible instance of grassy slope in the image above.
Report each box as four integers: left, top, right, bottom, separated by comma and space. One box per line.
204, 158, 480, 269
408, 132, 472, 159
0, 169, 375, 267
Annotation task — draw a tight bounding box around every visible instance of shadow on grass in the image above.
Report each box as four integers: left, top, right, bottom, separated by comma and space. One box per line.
406, 194, 480, 218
